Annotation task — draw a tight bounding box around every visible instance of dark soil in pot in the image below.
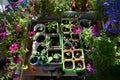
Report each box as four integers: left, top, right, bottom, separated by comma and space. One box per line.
36, 35, 45, 43
64, 52, 72, 59
75, 60, 83, 69
74, 50, 82, 58
64, 61, 73, 69
72, 34, 79, 40
37, 45, 44, 53
73, 41, 81, 49
50, 36, 60, 46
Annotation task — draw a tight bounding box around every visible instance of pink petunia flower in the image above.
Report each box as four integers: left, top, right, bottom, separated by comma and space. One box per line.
9, 43, 19, 51
28, 31, 36, 35
19, 0, 24, 3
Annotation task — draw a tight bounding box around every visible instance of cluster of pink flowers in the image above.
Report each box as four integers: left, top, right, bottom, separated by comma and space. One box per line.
9, 43, 19, 51
27, 31, 36, 35
86, 63, 96, 74
73, 23, 83, 34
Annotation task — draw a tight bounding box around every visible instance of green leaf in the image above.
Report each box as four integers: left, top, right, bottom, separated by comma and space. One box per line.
47, 57, 53, 63
53, 53, 61, 59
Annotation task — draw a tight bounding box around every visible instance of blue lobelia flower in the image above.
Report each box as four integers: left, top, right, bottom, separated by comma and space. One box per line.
104, 20, 119, 34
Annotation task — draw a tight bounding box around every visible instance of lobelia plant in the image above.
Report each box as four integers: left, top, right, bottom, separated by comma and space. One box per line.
0, 1, 30, 79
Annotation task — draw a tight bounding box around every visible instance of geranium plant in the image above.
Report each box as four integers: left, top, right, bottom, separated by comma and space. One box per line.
0, 1, 30, 79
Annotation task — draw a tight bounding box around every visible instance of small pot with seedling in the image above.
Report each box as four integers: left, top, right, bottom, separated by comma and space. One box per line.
34, 24, 45, 32
47, 49, 62, 64
63, 33, 71, 41
75, 60, 84, 70
47, 34, 60, 48
64, 60, 73, 70
71, 33, 80, 41
73, 49, 83, 59
29, 53, 40, 66
61, 19, 70, 32
73, 41, 81, 49
63, 50, 73, 59
64, 40, 73, 49
46, 21, 58, 33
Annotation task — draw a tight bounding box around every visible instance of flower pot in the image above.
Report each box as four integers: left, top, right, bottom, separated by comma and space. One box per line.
34, 24, 45, 32
39, 55, 48, 65
33, 33, 46, 43
45, 21, 59, 34
47, 49, 62, 64
64, 40, 73, 50
29, 56, 40, 66
73, 49, 83, 59
73, 41, 81, 49
63, 50, 73, 59
63, 60, 74, 70
74, 60, 84, 70
63, 32, 71, 41
47, 34, 60, 48
71, 33, 80, 41
79, 19, 90, 28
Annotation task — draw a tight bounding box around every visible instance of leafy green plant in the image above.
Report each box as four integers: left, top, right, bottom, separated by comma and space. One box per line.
47, 53, 61, 63
47, 21, 57, 33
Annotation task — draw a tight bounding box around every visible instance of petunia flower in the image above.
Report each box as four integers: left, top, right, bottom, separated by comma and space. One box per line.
28, 31, 36, 35
14, 23, 22, 32
13, 56, 20, 64
86, 63, 96, 74
73, 23, 83, 34
9, 43, 19, 51
19, 0, 24, 3
92, 25, 100, 37
12, 73, 19, 78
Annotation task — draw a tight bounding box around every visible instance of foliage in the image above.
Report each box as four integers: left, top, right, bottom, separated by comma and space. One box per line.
47, 21, 57, 32
81, 27, 120, 80
0, 1, 29, 79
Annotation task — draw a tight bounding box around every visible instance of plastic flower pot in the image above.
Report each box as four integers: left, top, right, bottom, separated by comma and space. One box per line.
71, 33, 80, 41
45, 21, 59, 33
64, 40, 73, 50
63, 50, 73, 59
29, 55, 40, 66
79, 19, 90, 28
75, 60, 84, 70
73, 41, 81, 49
47, 34, 60, 48
64, 60, 74, 70
34, 24, 45, 32
33, 33, 46, 43
47, 49, 62, 64
36, 45, 45, 53
63, 33, 71, 41
73, 49, 83, 58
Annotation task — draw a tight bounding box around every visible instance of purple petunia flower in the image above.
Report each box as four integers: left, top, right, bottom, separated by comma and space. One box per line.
13, 56, 20, 64
14, 23, 22, 32
87, 63, 96, 74
12, 73, 19, 78
92, 25, 100, 37
73, 23, 83, 34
